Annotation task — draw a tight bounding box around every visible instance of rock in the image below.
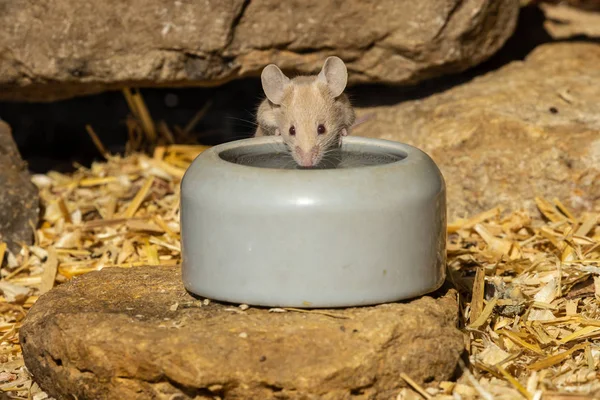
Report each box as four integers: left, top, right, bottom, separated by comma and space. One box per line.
20, 266, 464, 400
354, 42, 600, 220
538, 0, 600, 11
0, 0, 519, 102
539, 2, 600, 39
0, 121, 39, 253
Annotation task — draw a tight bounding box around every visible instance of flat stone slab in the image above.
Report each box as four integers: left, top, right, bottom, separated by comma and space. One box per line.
20, 266, 463, 400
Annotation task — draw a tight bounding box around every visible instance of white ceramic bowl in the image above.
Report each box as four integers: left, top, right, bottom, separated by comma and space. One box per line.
180, 136, 446, 308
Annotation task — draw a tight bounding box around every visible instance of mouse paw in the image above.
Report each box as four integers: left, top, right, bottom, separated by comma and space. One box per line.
275, 128, 281, 136
341, 128, 349, 136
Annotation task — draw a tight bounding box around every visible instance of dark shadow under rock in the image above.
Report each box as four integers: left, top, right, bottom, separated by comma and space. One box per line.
20, 265, 464, 400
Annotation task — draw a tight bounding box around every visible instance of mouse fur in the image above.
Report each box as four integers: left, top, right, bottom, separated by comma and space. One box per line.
254, 56, 356, 167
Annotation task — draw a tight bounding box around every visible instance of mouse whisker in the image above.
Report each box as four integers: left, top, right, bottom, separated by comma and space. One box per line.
320, 159, 335, 169
324, 152, 342, 160
226, 133, 255, 140
281, 156, 298, 170
224, 116, 259, 128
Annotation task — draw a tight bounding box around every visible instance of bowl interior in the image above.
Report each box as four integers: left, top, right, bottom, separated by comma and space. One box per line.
218, 139, 408, 170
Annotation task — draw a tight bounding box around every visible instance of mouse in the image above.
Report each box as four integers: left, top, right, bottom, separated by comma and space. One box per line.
254, 56, 356, 167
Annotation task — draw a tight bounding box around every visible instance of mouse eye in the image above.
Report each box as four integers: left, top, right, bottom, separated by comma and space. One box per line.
317, 124, 326, 135
289, 126, 296, 136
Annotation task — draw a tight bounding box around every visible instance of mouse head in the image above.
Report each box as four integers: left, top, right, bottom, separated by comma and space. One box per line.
261, 56, 350, 167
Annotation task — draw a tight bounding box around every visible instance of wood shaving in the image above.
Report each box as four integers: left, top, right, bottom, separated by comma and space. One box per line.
0, 134, 598, 399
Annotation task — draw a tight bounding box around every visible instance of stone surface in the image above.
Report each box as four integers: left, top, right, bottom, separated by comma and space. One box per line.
20, 266, 464, 400
354, 42, 600, 220
540, 2, 600, 39
538, 0, 600, 11
0, 0, 519, 102
0, 120, 39, 253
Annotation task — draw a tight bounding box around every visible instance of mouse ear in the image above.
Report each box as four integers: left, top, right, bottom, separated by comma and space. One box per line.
261, 64, 290, 105
318, 56, 348, 98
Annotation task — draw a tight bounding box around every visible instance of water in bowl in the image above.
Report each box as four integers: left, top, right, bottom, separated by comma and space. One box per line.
220, 143, 406, 170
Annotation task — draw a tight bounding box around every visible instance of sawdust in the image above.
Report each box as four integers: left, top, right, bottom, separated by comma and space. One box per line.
0, 100, 598, 399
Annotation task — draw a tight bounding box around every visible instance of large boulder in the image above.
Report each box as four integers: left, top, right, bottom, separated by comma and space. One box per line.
0, 0, 519, 102
0, 120, 39, 253
354, 42, 600, 220
19, 266, 464, 400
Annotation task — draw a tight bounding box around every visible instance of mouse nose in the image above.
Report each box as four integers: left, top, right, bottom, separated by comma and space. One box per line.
295, 146, 315, 167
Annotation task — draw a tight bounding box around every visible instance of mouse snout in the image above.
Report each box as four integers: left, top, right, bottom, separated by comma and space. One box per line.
294, 146, 320, 167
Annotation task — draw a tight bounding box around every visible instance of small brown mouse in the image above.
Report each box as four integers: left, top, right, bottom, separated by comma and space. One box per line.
254, 56, 356, 167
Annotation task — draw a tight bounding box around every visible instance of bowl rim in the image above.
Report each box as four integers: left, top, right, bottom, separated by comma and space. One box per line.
188, 136, 431, 175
